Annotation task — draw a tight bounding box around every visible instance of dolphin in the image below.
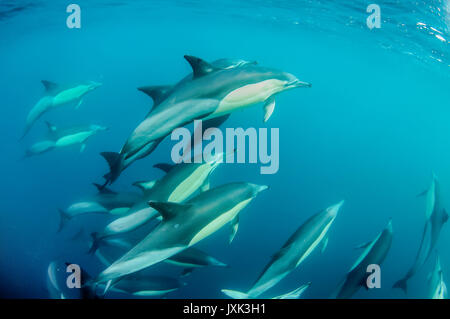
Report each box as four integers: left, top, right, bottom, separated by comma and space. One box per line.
95, 182, 268, 284
393, 174, 448, 293
96, 242, 227, 277
21, 80, 102, 138
222, 201, 343, 299
271, 282, 311, 299
58, 183, 143, 232
89, 153, 224, 252
100, 58, 254, 184
102, 55, 311, 184
25, 122, 108, 157
427, 255, 447, 299
332, 219, 393, 299
105, 274, 184, 297
46, 261, 95, 299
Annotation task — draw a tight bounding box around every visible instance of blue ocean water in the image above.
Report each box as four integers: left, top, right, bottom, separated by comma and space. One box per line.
0, 0, 449, 299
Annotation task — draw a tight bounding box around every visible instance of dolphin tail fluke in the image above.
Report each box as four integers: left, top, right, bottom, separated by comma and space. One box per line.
57, 209, 71, 232
221, 289, 250, 299
393, 278, 408, 294
100, 152, 124, 184
88, 232, 101, 255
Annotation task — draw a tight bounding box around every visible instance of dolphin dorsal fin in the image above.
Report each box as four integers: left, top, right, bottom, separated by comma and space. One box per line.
148, 201, 190, 220
41, 80, 59, 93
92, 183, 117, 195
132, 180, 158, 192
184, 55, 218, 78
153, 163, 175, 173
137, 85, 172, 109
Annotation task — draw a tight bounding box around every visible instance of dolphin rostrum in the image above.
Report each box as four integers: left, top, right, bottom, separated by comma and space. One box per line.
393, 174, 448, 293
102, 55, 310, 184
332, 219, 393, 299
222, 201, 343, 299
95, 182, 268, 284
21, 80, 102, 138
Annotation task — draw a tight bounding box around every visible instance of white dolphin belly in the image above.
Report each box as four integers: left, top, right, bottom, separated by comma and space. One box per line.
207, 79, 286, 118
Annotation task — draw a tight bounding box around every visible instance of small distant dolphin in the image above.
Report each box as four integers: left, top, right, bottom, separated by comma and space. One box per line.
21, 80, 102, 138
58, 183, 142, 232
427, 255, 447, 299
271, 282, 311, 299
332, 219, 393, 299
393, 174, 448, 293
25, 122, 108, 157
89, 154, 224, 252
46, 261, 95, 299
104, 274, 183, 297
95, 182, 268, 284
102, 55, 310, 184
222, 201, 343, 299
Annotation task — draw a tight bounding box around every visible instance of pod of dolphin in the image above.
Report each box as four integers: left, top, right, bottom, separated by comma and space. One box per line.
22, 55, 448, 299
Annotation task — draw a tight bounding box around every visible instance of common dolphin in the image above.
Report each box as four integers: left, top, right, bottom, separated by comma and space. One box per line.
427, 255, 447, 299
46, 261, 95, 299
222, 201, 343, 299
393, 174, 448, 293
100, 58, 253, 183
89, 153, 224, 252
105, 274, 183, 297
95, 182, 268, 284
21, 80, 102, 138
102, 55, 310, 184
58, 184, 142, 232
271, 282, 311, 299
25, 122, 108, 157
96, 242, 227, 277
332, 220, 393, 299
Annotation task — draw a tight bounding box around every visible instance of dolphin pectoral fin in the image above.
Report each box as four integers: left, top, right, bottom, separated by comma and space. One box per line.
200, 180, 210, 192
320, 235, 329, 253
132, 180, 158, 192
184, 55, 219, 78
442, 209, 449, 224
148, 201, 191, 220
75, 99, 83, 109
229, 215, 239, 244
41, 80, 59, 93
92, 183, 117, 195
354, 240, 373, 250
80, 144, 86, 152
263, 97, 275, 122
180, 268, 194, 277
416, 189, 428, 197
45, 121, 57, 134
393, 278, 408, 293
221, 289, 249, 299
